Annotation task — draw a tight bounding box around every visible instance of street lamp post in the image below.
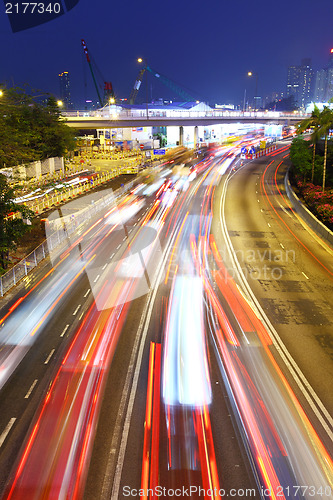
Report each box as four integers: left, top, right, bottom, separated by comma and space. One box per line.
138, 57, 149, 120
247, 71, 258, 110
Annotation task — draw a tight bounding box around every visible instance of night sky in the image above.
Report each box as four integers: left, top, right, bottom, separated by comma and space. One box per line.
1, 0, 332, 107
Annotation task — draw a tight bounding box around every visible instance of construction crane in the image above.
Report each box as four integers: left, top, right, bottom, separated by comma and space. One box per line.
129, 64, 198, 105
81, 39, 115, 106
128, 67, 146, 105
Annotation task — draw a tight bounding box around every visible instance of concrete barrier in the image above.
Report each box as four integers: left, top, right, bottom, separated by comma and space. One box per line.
284, 170, 333, 247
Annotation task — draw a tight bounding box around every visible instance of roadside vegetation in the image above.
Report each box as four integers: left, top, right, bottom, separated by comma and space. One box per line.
289, 104, 333, 230
0, 174, 34, 272
0, 86, 75, 168
0, 86, 76, 273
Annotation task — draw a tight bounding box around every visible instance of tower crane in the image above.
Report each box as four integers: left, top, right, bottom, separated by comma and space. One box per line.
81, 39, 115, 106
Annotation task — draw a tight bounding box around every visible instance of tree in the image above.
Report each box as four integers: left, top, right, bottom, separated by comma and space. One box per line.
0, 87, 75, 168
0, 174, 34, 271
289, 136, 312, 180
316, 106, 333, 192
296, 104, 321, 183
296, 105, 333, 191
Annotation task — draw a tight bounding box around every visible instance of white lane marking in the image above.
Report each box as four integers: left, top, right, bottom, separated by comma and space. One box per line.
24, 379, 38, 399
116, 244, 121, 250
44, 349, 55, 365
268, 223, 271, 227
302, 272, 309, 280
280, 243, 285, 249
110, 252, 115, 260
104, 218, 180, 500
134, 223, 137, 226
94, 274, 100, 283
123, 237, 126, 242
79, 311, 85, 321
102, 264, 107, 270
60, 324, 70, 337
219, 167, 333, 439
84, 289, 91, 298
73, 304, 81, 315
0, 418, 16, 448
257, 199, 260, 202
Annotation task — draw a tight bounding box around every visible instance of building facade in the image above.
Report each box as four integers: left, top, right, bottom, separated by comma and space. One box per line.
286, 58, 313, 109
59, 71, 73, 109
313, 49, 333, 103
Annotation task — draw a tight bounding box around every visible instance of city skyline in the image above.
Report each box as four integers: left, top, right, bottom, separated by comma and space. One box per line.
1, 0, 332, 107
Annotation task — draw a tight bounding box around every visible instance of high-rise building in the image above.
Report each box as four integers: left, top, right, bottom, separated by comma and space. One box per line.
312, 49, 333, 103
313, 69, 327, 102
286, 59, 313, 109
59, 71, 73, 109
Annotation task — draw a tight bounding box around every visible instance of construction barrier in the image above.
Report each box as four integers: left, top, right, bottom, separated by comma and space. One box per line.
255, 144, 277, 158
26, 167, 138, 215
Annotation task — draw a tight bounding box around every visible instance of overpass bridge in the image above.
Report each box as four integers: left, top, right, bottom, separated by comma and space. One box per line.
63, 108, 307, 129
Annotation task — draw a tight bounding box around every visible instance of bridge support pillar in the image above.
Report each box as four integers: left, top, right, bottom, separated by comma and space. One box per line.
179, 126, 184, 146
194, 126, 198, 148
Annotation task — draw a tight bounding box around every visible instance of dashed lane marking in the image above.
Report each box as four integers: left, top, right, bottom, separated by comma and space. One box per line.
60, 324, 70, 337
24, 379, 38, 399
44, 349, 55, 365
73, 305, 81, 315
0, 418, 16, 448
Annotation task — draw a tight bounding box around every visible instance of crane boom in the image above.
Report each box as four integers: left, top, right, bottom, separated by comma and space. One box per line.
129, 64, 198, 104
81, 38, 103, 106
146, 66, 196, 102
128, 67, 146, 105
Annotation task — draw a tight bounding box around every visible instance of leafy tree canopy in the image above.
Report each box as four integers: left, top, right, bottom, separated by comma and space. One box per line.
289, 136, 312, 176
0, 87, 76, 168
0, 173, 35, 271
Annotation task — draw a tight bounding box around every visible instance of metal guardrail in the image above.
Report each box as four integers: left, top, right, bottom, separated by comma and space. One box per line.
0, 168, 139, 297
1, 240, 47, 297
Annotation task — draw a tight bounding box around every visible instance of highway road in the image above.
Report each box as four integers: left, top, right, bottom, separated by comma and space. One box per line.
0, 142, 332, 499
214, 146, 333, 442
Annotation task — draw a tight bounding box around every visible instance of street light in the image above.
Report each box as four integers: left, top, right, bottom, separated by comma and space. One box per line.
247, 71, 258, 110
57, 100, 63, 107
138, 57, 149, 120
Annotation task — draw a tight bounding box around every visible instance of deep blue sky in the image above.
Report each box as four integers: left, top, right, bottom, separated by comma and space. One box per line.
1, 0, 332, 107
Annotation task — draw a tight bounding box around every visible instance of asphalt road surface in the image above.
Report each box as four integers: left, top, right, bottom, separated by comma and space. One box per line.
0, 143, 332, 500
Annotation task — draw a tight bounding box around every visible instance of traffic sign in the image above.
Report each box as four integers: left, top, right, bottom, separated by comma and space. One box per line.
153, 149, 166, 155
139, 144, 144, 150
241, 147, 247, 154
